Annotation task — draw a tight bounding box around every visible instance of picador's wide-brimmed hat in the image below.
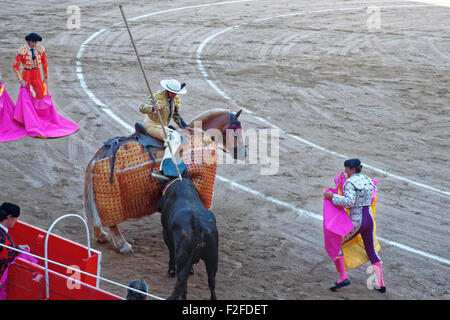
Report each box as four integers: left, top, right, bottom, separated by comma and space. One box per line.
25, 33, 42, 42
160, 79, 186, 95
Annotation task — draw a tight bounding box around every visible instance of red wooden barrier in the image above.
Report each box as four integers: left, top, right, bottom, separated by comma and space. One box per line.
9, 220, 99, 286
6, 220, 124, 300
7, 258, 122, 300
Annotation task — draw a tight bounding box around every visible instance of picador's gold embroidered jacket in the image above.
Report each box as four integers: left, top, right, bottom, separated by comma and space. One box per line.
139, 90, 187, 128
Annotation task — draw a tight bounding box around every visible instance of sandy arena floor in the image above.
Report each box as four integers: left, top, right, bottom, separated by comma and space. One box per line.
0, 0, 449, 300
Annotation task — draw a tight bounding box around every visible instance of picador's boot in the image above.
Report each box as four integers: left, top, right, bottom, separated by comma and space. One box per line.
160, 130, 187, 178
161, 159, 187, 178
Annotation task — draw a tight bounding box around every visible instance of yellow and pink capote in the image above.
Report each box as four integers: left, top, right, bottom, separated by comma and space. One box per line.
323, 173, 380, 270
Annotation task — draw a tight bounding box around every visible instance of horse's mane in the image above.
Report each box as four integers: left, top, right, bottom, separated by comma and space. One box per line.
188, 108, 230, 126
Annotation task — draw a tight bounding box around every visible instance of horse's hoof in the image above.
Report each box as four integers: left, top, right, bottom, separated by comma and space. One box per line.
119, 242, 133, 254
95, 231, 109, 243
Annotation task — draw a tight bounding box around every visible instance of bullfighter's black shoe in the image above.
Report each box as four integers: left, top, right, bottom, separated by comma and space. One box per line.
330, 279, 351, 291
376, 286, 386, 293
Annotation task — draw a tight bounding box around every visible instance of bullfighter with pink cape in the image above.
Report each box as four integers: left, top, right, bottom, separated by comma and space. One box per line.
13, 83, 78, 138
323, 159, 384, 293
0, 74, 26, 143
12, 33, 78, 139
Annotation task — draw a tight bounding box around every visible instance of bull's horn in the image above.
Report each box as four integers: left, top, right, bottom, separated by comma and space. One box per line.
236, 109, 243, 118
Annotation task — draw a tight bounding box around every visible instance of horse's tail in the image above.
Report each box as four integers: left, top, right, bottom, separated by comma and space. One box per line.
84, 156, 103, 231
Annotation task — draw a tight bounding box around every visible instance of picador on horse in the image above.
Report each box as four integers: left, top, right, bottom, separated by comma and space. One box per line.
84, 77, 246, 254
84, 76, 245, 299
139, 78, 190, 178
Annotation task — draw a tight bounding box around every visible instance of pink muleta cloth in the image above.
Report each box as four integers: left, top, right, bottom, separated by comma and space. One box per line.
0, 83, 27, 143
13, 83, 78, 138
0, 248, 38, 300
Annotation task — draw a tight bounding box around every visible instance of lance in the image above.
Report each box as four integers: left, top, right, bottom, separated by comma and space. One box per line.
119, 4, 182, 180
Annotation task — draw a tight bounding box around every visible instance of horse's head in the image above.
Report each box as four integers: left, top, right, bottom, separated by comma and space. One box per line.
223, 109, 247, 160
189, 108, 248, 160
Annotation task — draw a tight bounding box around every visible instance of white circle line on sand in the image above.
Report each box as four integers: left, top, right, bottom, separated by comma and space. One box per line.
76, 1, 450, 267
196, 3, 450, 198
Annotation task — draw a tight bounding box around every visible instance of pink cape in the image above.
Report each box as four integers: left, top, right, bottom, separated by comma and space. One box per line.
323, 173, 354, 260
0, 85, 27, 143
323, 173, 378, 260
13, 85, 78, 138
0, 249, 38, 300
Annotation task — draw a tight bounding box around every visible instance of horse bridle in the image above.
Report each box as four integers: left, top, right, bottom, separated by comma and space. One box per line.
227, 112, 242, 133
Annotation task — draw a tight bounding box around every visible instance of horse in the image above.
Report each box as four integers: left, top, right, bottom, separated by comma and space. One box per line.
84, 109, 245, 253
156, 173, 218, 300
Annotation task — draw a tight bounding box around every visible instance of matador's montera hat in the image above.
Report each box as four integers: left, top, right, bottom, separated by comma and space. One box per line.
25, 33, 43, 42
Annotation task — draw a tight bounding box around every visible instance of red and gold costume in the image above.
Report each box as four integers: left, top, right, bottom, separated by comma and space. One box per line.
13, 44, 48, 99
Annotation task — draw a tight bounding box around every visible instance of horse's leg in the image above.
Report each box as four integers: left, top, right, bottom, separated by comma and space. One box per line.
108, 224, 132, 253
94, 226, 109, 243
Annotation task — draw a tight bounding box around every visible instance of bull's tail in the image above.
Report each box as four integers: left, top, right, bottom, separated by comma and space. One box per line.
185, 214, 203, 264
84, 158, 103, 231
191, 214, 203, 244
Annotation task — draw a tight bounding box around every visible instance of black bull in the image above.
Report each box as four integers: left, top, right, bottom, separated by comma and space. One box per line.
156, 176, 218, 300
